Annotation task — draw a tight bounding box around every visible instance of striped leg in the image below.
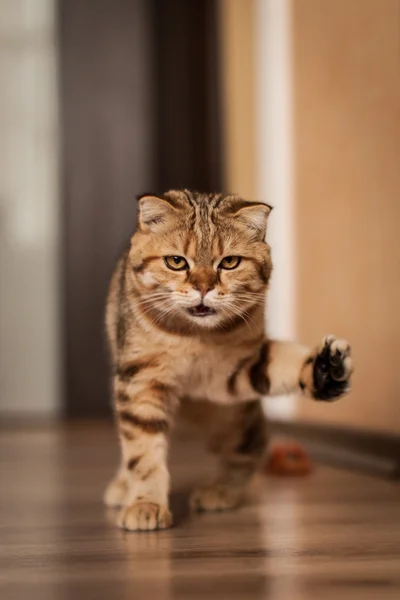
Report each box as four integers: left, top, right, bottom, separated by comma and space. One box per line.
106, 366, 175, 531
190, 401, 267, 512
234, 336, 353, 401
116, 418, 172, 531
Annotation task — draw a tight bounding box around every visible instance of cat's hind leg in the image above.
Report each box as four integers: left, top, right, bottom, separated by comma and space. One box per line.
104, 466, 130, 508
190, 400, 267, 512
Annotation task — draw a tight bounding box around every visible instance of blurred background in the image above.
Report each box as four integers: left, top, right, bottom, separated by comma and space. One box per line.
1, 0, 399, 437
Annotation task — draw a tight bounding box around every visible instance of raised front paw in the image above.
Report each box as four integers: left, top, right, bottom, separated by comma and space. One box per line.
117, 502, 172, 531
300, 335, 353, 401
312, 335, 353, 400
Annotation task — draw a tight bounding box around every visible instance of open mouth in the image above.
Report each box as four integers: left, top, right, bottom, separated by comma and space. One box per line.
187, 304, 216, 318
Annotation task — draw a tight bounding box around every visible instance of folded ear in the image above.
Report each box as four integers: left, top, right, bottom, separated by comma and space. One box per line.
230, 200, 273, 240
137, 194, 178, 232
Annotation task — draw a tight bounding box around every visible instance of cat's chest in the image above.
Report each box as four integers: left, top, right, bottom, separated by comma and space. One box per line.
181, 349, 239, 404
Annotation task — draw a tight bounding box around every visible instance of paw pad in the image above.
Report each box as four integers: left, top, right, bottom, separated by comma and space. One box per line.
313, 336, 353, 401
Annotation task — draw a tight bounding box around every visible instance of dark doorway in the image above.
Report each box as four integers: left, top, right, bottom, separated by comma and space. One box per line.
59, 0, 223, 417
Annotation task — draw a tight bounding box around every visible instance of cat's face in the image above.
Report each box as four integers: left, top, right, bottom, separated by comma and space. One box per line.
129, 190, 272, 331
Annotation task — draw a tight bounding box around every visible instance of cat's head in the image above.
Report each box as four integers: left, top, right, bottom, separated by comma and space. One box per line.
129, 190, 272, 331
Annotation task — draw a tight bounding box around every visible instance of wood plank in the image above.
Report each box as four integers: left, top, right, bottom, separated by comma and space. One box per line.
0, 423, 399, 599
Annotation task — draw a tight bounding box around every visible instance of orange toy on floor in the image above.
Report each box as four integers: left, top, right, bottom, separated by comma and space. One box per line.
264, 442, 314, 476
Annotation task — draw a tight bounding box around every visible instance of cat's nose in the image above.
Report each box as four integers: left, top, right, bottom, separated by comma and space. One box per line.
189, 268, 217, 297
193, 284, 214, 298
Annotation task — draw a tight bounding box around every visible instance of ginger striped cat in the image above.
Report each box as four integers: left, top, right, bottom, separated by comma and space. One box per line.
104, 190, 353, 531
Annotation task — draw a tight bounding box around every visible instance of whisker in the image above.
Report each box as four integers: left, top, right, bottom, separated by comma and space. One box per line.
219, 303, 259, 332
138, 295, 172, 306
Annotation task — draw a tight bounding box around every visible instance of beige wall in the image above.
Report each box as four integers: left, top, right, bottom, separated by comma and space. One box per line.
292, 0, 400, 431
219, 0, 256, 200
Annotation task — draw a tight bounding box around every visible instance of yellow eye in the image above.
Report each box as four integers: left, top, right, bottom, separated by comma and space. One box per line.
219, 256, 241, 270
164, 256, 189, 271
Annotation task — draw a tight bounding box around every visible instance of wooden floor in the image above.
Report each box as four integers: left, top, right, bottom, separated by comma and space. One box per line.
0, 422, 399, 600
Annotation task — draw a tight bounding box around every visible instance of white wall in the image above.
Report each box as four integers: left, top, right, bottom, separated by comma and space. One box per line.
0, 0, 60, 416
255, 0, 296, 419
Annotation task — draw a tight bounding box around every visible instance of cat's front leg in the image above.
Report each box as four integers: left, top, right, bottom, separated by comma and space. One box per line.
107, 366, 175, 531
232, 335, 353, 401
252, 335, 353, 400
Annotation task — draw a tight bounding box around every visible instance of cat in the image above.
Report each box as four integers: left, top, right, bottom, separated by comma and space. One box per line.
104, 190, 353, 531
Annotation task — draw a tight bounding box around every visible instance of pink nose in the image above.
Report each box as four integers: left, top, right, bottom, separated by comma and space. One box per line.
193, 284, 213, 298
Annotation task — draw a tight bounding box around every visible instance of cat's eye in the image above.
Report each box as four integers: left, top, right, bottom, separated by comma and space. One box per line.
219, 256, 241, 270
164, 256, 189, 271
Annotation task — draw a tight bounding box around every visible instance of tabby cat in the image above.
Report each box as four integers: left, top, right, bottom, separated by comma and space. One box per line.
104, 190, 353, 531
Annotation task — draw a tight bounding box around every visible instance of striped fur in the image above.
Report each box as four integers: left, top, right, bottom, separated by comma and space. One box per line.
104, 190, 353, 531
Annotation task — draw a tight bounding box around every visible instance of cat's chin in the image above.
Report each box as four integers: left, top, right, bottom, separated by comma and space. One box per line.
183, 308, 222, 329
185, 314, 219, 328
